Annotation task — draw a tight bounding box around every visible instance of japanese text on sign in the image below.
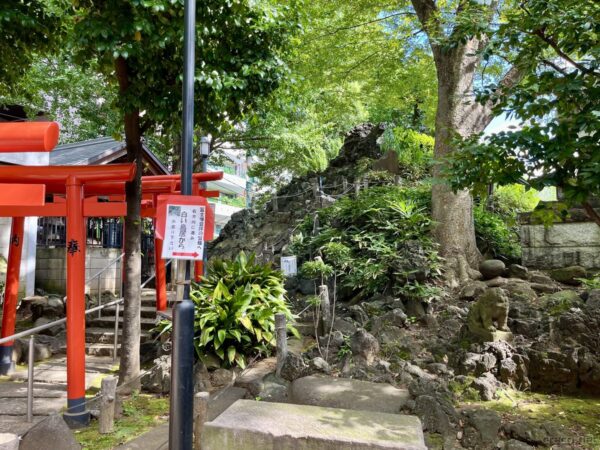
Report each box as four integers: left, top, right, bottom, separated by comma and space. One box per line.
280, 256, 297, 276
162, 203, 205, 260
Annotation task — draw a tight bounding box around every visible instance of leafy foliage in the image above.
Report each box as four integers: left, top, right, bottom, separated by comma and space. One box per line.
380, 127, 435, 180
291, 185, 441, 299
0, 1, 68, 93
157, 252, 296, 368
473, 206, 521, 262
488, 185, 540, 222
446, 0, 600, 216
70, 0, 297, 137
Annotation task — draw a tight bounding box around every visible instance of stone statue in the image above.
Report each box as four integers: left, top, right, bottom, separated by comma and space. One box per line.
467, 288, 512, 342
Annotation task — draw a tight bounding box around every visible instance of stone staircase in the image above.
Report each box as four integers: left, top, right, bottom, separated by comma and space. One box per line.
85, 288, 174, 357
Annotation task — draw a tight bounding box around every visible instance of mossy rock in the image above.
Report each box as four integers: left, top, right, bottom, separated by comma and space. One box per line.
541, 290, 582, 316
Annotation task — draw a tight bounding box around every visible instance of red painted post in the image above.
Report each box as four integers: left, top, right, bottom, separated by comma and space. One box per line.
64, 177, 90, 426
154, 217, 167, 311
0, 217, 25, 374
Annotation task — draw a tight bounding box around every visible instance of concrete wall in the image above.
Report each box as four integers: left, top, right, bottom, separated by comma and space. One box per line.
521, 222, 600, 269
35, 247, 122, 296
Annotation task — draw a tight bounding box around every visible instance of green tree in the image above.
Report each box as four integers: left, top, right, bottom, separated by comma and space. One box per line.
70, 0, 296, 385
446, 0, 600, 226
406, 0, 524, 285
0, 1, 67, 94
2, 55, 120, 143
223, 0, 438, 187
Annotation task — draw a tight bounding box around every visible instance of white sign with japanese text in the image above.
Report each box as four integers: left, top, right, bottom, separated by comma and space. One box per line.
161, 203, 205, 260
280, 256, 297, 276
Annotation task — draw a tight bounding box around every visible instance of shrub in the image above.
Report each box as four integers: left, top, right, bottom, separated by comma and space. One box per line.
490, 184, 539, 222
292, 185, 440, 300
380, 127, 434, 180
473, 206, 521, 262
156, 252, 297, 368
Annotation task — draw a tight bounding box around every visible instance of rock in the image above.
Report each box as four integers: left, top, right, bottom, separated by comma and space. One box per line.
256, 374, 289, 402
504, 439, 535, 450
541, 290, 582, 311
508, 264, 528, 280
141, 355, 171, 394
427, 363, 453, 376
585, 289, 600, 309
529, 272, 553, 285
504, 420, 561, 446
462, 408, 501, 449
347, 305, 368, 325
549, 265, 587, 285
467, 288, 512, 343
529, 282, 558, 293
309, 357, 331, 374
0, 433, 18, 450
289, 375, 410, 414
349, 329, 379, 366
471, 373, 498, 401
235, 358, 277, 396
504, 282, 537, 303
480, 260, 506, 280
486, 277, 508, 287
370, 308, 407, 336
20, 415, 81, 449
414, 395, 458, 436
279, 352, 309, 382
332, 317, 357, 335
33, 317, 65, 336
459, 281, 488, 301
404, 297, 428, 318
194, 362, 212, 392
211, 368, 236, 388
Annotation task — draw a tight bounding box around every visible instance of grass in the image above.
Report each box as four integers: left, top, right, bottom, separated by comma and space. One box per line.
462, 389, 600, 447
74, 393, 169, 450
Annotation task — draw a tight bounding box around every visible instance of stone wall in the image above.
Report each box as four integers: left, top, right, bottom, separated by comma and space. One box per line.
521, 213, 600, 270
35, 247, 122, 295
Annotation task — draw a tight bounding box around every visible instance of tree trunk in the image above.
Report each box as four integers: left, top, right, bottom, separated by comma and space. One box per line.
115, 57, 142, 389
430, 40, 486, 285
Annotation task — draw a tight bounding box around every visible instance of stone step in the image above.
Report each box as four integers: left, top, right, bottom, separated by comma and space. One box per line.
85, 327, 151, 344
102, 305, 158, 319
86, 343, 119, 357
201, 400, 426, 450
90, 316, 157, 331
289, 375, 410, 414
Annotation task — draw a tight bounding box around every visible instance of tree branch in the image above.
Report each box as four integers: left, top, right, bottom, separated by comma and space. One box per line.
533, 29, 598, 76
583, 201, 600, 228
310, 11, 416, 42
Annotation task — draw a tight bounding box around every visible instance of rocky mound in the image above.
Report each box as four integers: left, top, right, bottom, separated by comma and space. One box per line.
209, 123, 385, 260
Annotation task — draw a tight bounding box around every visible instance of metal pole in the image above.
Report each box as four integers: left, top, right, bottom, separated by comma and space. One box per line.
113, 303, 120, 362
27, 335, 34, 422
169, 0, 196, 447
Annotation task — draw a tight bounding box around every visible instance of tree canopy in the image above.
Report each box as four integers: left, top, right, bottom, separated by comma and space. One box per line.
446, 0, 600, 224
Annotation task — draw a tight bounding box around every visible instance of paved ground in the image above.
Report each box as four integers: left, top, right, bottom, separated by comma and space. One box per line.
0, 355, 116, 436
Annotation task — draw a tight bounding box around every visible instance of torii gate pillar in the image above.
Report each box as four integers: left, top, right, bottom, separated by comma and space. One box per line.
64, 177, 90, 426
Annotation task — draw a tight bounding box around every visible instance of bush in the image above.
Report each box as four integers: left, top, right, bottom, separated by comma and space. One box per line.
473, 206, 521, 262
156, 252, 297, 368
380, 127, 434, 180
490, 184, 539, 221
292, 185, 440, 300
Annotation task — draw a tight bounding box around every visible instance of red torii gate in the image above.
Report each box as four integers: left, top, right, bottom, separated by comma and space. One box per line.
0, 122, 222, 425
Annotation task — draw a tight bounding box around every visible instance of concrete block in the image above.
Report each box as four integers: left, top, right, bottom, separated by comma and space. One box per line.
0, 433, 18, 450
289, 375, 410, 414
201, 400, 426, 450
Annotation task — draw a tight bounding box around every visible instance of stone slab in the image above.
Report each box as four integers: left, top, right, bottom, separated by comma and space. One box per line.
208, 386, 248, 421
0, 433, 19, 450
201, 399, 426, 450
289, 375, 410, 414
468, 330, 514, 344
114, 423, 169, 450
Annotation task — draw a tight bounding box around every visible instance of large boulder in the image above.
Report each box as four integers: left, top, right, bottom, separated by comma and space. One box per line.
479, 260, 506, 280
141, 355, 171, 394
549, 265, 587, 285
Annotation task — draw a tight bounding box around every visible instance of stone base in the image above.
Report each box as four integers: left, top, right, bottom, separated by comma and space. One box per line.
202, 399, 426, 450
470, 330, 514, 343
